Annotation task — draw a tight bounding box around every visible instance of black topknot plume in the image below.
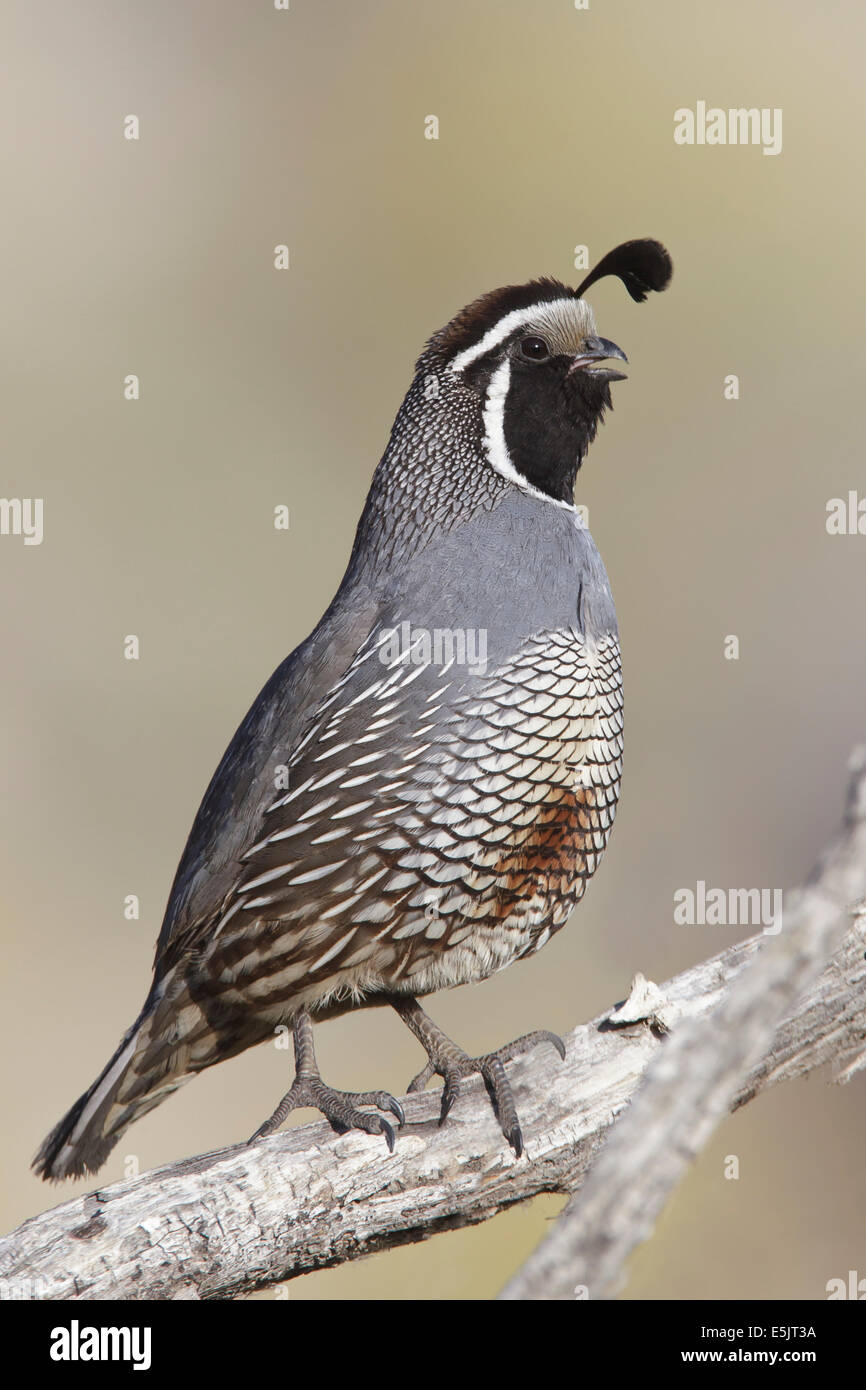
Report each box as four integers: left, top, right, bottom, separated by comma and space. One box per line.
575, 238, 673, 303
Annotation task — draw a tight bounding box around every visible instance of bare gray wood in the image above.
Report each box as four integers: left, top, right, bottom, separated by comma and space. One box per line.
500, 748, 866, 1300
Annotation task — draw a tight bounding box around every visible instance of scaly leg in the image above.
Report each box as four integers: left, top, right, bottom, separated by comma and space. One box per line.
390, 997, 565, 1157
249, 1011, 404, 1151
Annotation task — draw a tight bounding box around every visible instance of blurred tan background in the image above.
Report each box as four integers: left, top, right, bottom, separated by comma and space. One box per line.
2, 0, 865, 1299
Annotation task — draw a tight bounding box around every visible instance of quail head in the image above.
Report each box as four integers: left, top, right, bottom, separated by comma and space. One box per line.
35, 238, 672, 1179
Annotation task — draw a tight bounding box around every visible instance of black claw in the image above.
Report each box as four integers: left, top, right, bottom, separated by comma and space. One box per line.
388, 1098, 406, 1127
439, 1086, 457, 1125
380, 1119, 396, 1153
549, 1032, 567, 1062
508, 1124, 524, 1159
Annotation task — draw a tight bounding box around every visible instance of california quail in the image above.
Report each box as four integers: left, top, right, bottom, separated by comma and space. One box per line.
35, 239, 672, 1179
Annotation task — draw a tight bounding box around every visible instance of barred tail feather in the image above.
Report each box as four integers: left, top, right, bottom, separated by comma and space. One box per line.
32, 1002, 194, 1182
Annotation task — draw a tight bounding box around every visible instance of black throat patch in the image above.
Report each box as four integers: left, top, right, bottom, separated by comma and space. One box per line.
501, 356, 613, 503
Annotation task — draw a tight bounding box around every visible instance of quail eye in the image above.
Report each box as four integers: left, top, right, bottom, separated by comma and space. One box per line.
520, 336, 550, 361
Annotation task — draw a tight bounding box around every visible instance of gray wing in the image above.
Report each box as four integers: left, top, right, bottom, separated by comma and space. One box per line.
153, 580, 382, 973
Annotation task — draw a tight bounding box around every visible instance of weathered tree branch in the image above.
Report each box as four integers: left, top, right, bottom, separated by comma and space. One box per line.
500, 748, 866, 1300
3, 754, 865, 1302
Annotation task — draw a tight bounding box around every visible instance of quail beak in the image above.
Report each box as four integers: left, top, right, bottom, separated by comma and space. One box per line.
567, 335, 628, 382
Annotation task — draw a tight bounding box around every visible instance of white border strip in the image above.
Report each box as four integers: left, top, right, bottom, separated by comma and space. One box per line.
481, 359, 580, 515
448, 298, 577, 373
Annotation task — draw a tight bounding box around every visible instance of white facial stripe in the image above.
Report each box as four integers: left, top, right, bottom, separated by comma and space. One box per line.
448, 296, 595, 373
448, 299, 570, 372
481, 359, 579, 515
